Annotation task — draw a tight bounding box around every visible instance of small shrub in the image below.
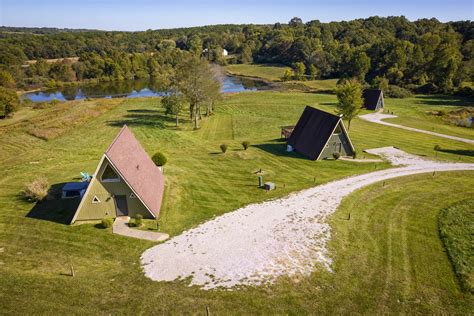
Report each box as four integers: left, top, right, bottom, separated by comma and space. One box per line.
434, 145, 441, 151
151, 152, 167, 166
385, 85, 413, 98
242, 141, 250, 150
134, 214, 143, 227
332, 152, 341, 160
23, 177, 49, 202
101, 218, 113, 228
220, 143, 228, 153
33, 102, 50, 110
50, 99, 61, 106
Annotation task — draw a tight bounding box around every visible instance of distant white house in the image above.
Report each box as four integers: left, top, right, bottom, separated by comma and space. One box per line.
203, 48, 228, 57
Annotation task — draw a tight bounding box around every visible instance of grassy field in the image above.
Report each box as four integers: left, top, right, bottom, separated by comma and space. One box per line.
439, 199, 474, 293
225, 63, 339, 91
0, 91, 473, 313
383, 95, 474, 141
225, 63, 290, 81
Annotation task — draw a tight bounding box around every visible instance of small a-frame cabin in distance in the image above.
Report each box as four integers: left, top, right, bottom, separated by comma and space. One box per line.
70, 125, 165, 224
362, 89, 384, 111
286, 106, 355, 160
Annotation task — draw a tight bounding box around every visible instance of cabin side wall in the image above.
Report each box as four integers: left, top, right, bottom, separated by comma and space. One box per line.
74, 160, 152, 222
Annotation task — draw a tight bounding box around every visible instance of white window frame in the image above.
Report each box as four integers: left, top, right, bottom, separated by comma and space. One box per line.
101, 165, 120, 183
92, 196, 101, 204
130, 193, 136, 199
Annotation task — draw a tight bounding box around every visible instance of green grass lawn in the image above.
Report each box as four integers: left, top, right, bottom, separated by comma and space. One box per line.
439, 199, 474, 293
382, 95, 474, 140
225, 63, 290, 81
0, 91, 473, 313
224, 63, 339, 91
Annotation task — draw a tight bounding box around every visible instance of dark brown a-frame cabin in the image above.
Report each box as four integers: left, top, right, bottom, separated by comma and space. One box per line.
286, 106, 355, 160
363, 89, 384, 110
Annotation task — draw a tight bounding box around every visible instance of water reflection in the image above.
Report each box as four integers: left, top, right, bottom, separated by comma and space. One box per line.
23, 76, 268, 102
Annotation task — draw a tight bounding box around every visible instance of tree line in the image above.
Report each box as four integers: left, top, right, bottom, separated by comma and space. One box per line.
0, 17, 472, 93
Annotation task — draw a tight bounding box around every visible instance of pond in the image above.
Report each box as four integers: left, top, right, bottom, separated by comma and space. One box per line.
22, 75, 268, 102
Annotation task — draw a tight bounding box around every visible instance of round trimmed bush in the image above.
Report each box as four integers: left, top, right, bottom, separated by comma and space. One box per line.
152, 152, 167, 166
101, 218, 113, 228
332, 152, 341, 160
220, 143, 228, 153
242, 141, 250, 150
434, 145, 441, 151
134, 214, 143, 227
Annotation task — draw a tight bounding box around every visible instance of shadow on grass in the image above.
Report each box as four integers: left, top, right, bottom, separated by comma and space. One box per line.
25, 183, 80, 225
107, 109, 174, 128
415, 95, 473, 107
252, 142, 309, 160
438, 149, 474, 157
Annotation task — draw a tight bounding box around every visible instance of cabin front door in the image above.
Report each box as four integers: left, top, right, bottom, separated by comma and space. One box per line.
114, 195, 128, 216
334, 143, 342, 153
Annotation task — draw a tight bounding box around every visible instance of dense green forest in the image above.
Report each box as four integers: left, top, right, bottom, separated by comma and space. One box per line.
0, 17, 472, 93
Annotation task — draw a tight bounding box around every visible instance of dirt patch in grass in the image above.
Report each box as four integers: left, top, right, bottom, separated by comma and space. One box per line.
439, 199, 474, 293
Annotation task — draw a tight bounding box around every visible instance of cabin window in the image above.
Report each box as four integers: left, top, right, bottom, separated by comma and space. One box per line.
130, 193, 136, 199
101, 164, 120, 182
92, 196, 101, 204
333, 124, 342, 134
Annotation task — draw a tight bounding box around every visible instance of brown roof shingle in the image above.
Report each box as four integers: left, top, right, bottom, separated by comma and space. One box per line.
105, 125, 165, 218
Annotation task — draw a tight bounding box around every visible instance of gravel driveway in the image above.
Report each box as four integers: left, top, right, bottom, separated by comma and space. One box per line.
359, 112, 474, 145
141, 147, 474, 290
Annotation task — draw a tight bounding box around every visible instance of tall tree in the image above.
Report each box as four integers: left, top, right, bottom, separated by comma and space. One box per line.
0, 70, 15, 88
174, 56, 221, 129
161, 88, 186, 127
335, 79, 363, 130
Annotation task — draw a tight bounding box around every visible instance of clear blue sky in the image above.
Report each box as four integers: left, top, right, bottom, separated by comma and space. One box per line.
1, 0, 472, 31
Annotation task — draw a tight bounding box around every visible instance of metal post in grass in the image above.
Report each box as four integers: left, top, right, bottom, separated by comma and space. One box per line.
206, 306, 210, 316
70, 263, 75, 277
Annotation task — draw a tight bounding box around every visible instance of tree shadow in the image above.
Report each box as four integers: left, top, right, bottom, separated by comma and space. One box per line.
127, 109, 160, 114
25, 183, 79, 225
438, 149, 474, 157
107, 109, 175, 128
252, 142, 309, 160
415, 95, 473, 107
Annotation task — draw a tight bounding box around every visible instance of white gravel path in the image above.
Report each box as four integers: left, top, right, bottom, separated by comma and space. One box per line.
141, 147, 474, 290
359, 112, 474, 145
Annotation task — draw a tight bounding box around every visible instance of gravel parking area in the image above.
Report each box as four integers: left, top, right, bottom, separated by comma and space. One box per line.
141, 147, 474, 290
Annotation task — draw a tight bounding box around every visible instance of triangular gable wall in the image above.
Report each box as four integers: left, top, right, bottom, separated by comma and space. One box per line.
316, 119, 355, 160
70, 155, 155, 224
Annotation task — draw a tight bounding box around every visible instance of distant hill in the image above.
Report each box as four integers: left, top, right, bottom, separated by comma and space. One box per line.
0, 26, 98, 34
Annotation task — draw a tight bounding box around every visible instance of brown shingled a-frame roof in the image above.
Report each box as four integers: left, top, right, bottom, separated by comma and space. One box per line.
70, 125, 165, 223
104, 125, 165, 218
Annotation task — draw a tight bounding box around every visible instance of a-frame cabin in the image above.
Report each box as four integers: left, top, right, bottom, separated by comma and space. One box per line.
362, 89, 384, 111
70, 125, 165, 224
287, 106, 355, 160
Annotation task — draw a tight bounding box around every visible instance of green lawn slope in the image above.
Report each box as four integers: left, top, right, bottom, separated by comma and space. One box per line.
439, 199, 474, 293
0, 91, 473, 313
